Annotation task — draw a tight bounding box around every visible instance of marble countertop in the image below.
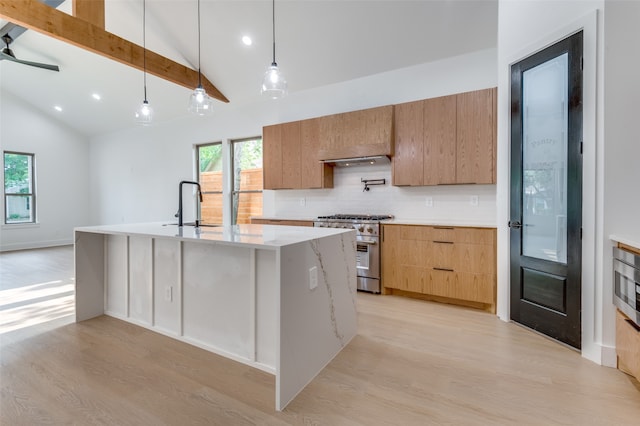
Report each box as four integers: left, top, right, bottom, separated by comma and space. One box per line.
250, 216, 316, 222
610, 235, 640, 250
252, 216, 496, 228
75, 222, 353, 249
382, 219, 497, 228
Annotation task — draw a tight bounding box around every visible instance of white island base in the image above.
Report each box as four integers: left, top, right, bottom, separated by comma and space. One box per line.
74, 223, 357, 410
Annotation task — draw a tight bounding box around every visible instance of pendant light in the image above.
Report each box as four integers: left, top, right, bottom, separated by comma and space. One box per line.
134, 0, 153, 125
188, 0, 213, 115
261, 0, 287, 99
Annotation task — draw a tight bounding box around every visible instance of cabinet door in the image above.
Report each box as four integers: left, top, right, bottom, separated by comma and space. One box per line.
392, 101, 424, 186
366, 106, 394, 154
342, 110, 366, 155
456, 89, 495, 184
382, 225, 401, 290
262, 124, 283, 189
318, 114, 344, 160
281, 121, 301, 189
300, 118, 333, 189
424, 95, 457, 185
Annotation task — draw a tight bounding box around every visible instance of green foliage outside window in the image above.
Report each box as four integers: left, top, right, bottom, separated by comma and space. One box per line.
4, 153, 31, 193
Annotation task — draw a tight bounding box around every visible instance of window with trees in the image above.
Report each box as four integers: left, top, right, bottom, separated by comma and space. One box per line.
3, 151, 36, 224
232, 137, 263, 225
197, 142, 223, 225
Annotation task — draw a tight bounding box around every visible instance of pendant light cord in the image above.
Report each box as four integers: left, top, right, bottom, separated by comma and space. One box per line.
197, 0, 202, 88
271, 0, 276, 65
143, 0, 147, 101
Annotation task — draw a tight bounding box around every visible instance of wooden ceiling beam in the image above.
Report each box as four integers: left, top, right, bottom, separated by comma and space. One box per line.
73, 0, 105, 29
0, 0, 229, 103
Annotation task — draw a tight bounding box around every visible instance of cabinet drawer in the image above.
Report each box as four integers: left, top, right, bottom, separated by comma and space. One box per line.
426, 271, 494, 304
616, 309, 640, 379
424, 269, 455, 298
432, 226, 494, 244
453, 273, 495, 304
431, 240, 455, 270
452, 243, 495, 274
400, 225, 430, 240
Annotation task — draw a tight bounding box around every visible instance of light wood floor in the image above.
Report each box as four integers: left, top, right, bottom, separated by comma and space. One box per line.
1, 247, 640, 425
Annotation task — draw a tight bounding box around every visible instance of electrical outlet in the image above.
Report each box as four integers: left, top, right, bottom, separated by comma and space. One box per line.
425, 197, 433, 207
470, 195, 479, 206
309, 266, 318, 290
164, 286, 172, 302
299, 197, 306, 207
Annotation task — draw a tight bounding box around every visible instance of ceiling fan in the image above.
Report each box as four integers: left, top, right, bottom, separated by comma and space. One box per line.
1, 34, 60, 72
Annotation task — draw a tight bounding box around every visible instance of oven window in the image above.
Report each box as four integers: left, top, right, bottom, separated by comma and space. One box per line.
615, 269, 638, 306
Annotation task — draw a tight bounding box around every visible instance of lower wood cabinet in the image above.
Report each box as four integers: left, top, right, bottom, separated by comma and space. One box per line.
616, 309, 640, 381
251, 218, 313, 227
382, 224, 497, 312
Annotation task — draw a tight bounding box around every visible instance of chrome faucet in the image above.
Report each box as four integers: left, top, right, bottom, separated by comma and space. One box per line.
176, 180, 203, 227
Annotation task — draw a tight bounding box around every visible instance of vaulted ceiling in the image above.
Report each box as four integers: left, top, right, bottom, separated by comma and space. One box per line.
0, 0, 498, 136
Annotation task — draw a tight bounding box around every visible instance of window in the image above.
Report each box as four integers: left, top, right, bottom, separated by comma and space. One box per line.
232, 138, 263, 225
197, 142, 223, 225
4, 152, 36, 224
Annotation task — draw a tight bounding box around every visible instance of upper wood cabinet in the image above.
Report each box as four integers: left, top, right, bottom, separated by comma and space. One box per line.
263, 124, 283, 189
300, 118, 334, 189
392, 88, 496, 186
318, 106, 394, 160
263, 120, 333, 190
456, 89, 495, 184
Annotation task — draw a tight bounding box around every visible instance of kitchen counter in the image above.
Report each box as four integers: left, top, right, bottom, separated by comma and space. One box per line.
383, 219, 497, 228
610, 235, 640, 251
75, 222, 350, 249
253, 216, 497, 228
250, 216, 316, 223
74, 222, 357, 411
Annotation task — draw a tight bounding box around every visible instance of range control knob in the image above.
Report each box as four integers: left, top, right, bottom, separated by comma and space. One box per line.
358, 226, 364, 232
366, 227, 374, 233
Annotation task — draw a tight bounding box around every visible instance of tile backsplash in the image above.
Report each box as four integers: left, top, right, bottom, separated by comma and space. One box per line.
263, 164, 497, 224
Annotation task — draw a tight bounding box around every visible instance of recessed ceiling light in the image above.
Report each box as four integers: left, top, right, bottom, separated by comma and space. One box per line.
92, 93, 101, 101
54, 106, 62, 112
242, 35, 252, 46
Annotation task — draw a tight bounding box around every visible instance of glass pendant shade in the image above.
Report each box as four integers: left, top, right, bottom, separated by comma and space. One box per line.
188, 86, 213, 115
261, 63, 287, 99
135, 99, 153, 125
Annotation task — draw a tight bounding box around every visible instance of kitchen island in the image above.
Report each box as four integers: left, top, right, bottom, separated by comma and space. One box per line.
74, 223, 357, 410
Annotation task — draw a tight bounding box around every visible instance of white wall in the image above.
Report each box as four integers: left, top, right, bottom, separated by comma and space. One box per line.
266, 165, 496, 225
604, 2, 640, 245
497, 0, 607, 364
602, 0, 640, 361
0, 90, 91, 251
89, 48, 498, 226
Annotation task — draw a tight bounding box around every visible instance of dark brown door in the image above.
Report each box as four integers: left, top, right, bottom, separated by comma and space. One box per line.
510, 31, 583, 349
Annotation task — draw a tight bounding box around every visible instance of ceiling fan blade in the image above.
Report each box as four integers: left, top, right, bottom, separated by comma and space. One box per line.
0, 50, 59, 72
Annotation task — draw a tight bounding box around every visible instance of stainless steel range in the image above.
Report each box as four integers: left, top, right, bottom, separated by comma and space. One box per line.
314, 214, 393, 293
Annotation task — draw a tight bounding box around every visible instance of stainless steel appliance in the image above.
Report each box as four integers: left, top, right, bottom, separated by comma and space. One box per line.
613, 247, 640, 326
314, 214, 393, 293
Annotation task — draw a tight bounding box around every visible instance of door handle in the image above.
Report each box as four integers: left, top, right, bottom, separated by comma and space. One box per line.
508, 220, 522, 229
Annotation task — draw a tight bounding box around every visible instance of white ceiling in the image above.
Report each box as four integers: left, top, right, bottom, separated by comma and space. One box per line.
0, 0, 498, 136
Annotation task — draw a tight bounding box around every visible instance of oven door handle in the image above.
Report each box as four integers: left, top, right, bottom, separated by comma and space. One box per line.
357, 240, 377, 245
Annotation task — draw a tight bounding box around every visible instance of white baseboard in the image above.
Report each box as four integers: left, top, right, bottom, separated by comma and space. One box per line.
600, 344, 618, 368
0, 239, 73, 252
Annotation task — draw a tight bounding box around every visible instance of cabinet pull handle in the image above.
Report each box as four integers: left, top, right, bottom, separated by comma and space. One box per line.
433, 240, 454, 244
433, 226, 454, 230
433, 267, 454, 272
